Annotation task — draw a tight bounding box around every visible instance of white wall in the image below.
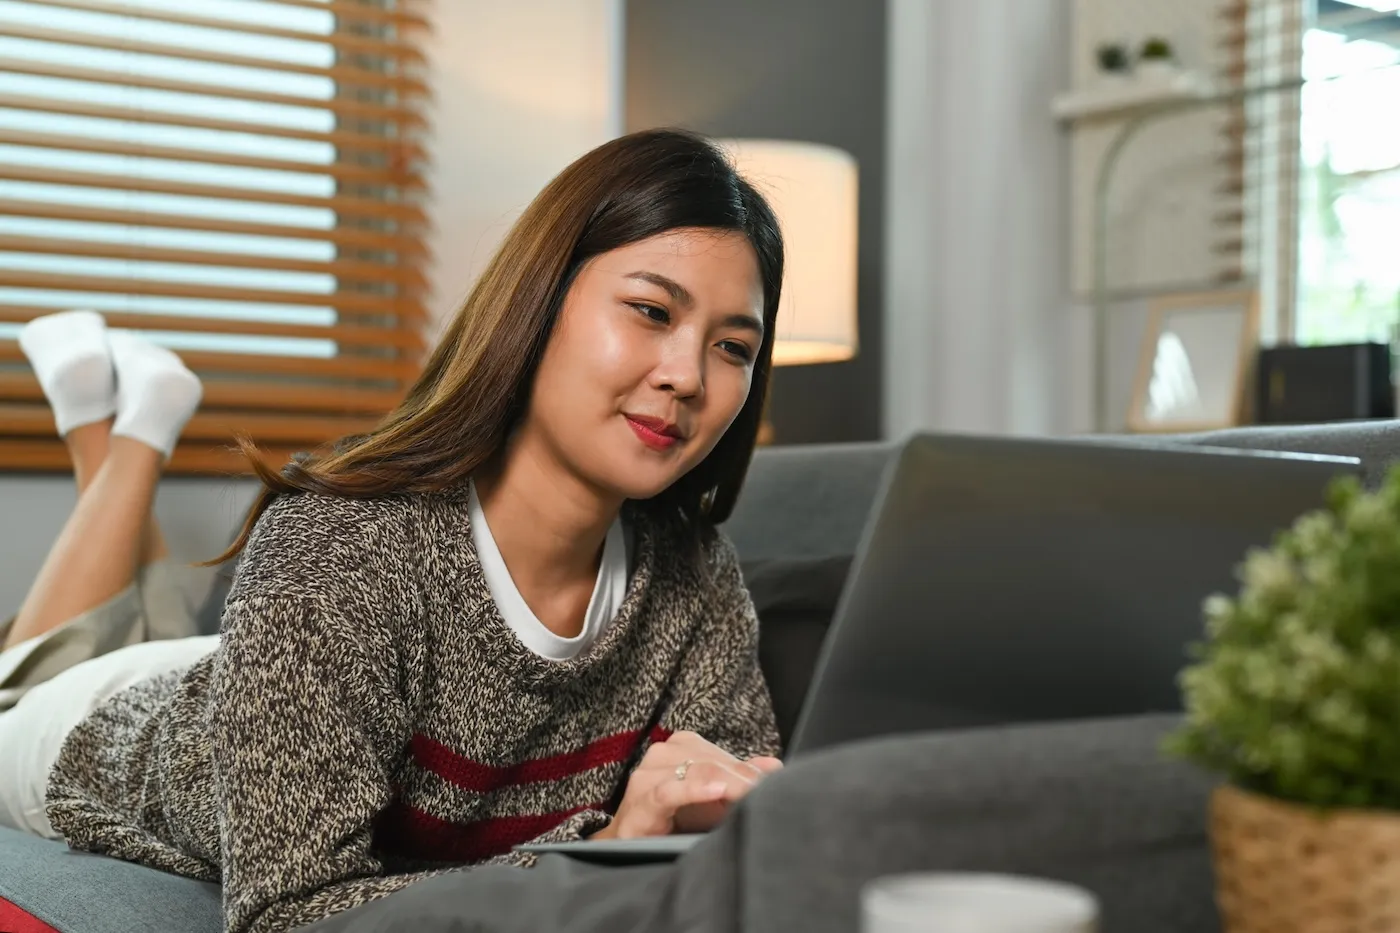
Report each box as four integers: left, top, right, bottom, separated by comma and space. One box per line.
0, 2, 624, 616
421, 0, 623, 329
883, 0, 1079, 439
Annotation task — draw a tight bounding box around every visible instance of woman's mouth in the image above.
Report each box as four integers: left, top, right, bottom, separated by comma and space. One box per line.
625, 415, 681, 451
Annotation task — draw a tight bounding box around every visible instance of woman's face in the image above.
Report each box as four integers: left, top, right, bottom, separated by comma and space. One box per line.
520, 227, 765, 503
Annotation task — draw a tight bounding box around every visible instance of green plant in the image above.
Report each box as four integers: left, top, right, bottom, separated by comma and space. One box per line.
1165, 468, 1400, 810
1096, 43, 1130, 73
1140, 37, 1175, 61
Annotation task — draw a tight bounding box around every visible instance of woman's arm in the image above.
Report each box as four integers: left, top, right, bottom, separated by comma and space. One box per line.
659, 533, 781, 760
576, 533, 780, 841
214, 588, 634, 931
209, 593, 449, 933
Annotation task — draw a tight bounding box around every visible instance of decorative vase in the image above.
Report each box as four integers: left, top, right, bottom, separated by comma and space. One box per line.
1210, 784, 1400, 932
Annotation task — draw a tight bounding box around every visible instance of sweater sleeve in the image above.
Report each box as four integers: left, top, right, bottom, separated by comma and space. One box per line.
659, 532, 782, 761
211, 591, 465, 933
210, 594, 618, 933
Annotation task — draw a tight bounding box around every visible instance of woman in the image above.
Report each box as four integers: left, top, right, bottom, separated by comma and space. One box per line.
0, 311, 216, 834
24, 129, 786, 933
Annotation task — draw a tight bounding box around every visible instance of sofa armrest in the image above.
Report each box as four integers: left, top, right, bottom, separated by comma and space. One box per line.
736, 713, 1220, 933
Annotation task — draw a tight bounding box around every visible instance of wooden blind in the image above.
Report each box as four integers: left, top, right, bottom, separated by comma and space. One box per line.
0, 0, 432, 473
1216, 0, 1306, 338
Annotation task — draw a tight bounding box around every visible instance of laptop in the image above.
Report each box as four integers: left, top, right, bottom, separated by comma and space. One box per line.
519, 433, 1361, 862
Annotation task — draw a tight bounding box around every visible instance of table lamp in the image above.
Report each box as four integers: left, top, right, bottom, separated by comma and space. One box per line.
719, 139, 859, 444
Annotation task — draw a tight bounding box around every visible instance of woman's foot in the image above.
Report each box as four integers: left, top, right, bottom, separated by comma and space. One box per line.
18, 310, 116, 436
109, 332, 203, 459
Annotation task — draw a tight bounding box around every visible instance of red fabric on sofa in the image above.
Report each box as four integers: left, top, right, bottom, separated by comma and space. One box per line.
0, 895, 61, 933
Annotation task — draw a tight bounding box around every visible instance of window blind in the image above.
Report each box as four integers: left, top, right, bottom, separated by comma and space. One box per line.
0, 0, 432, 473
1219, 0, 1400, 343
1216, 0, 1305, 332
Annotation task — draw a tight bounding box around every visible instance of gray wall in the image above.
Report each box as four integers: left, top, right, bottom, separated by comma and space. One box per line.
624, 0, 887, 444
0, 477, 259, 618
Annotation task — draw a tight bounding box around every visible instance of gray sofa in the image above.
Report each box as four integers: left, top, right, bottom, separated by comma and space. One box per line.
4, 420, 1400, 933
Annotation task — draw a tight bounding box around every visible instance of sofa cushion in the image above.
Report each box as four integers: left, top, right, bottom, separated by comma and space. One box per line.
725, 441, 897, 562
744, 555, 853, 751
0, 827, 221, 933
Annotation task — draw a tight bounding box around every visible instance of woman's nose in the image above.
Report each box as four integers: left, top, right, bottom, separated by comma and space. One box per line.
651, 337, 705, 399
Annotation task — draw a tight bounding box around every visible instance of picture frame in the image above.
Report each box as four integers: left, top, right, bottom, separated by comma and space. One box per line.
1127, 288, 1260, 434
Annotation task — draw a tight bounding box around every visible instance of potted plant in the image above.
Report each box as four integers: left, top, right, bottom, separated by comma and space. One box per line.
1095, 42, 1132, 86
1165, 469, 1400, 933
1137, 36, 1179, 83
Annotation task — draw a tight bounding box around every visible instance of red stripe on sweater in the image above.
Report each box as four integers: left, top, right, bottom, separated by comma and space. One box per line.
377, 800, 607, 863
411, 724, 672, 793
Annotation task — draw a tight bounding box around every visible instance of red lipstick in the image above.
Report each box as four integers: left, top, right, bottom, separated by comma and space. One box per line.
625, 415, 681, 451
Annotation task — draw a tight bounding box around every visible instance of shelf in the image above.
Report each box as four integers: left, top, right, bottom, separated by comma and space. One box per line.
1053, 72, 1217, 123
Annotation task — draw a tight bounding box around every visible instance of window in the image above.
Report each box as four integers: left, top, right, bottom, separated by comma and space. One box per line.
0, 0, 431, 472
1296, 0, 1400, 346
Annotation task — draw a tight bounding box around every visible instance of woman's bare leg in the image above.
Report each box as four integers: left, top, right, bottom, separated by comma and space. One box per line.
66, 418, 109, 497
7, 318, 200, 652
68, 419, 169, 568
141, 517, 170, 567
4, 436, 164, 650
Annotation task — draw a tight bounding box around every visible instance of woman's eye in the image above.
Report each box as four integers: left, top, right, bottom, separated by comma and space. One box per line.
629, 302, 669, 324
718, 340, 753, 362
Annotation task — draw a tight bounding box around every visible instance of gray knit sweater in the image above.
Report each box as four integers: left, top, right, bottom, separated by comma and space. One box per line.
44, 484, 779, 933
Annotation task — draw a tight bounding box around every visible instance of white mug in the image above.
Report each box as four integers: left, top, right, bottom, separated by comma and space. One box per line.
861, 873, 1099, 933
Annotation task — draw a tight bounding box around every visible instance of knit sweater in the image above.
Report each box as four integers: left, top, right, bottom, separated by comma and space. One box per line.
44, 484, 780, 933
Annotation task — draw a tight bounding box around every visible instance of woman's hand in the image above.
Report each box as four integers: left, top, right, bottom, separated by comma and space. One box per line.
591, 731, 783, 840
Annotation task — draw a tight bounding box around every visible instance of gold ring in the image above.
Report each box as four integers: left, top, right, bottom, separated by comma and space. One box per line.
675, 759, 694, 782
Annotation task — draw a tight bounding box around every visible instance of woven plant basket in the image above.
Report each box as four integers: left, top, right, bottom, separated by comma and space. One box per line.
1211, 784, 1400, 933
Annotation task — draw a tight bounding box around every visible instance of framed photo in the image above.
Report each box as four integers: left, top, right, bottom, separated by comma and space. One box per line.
1127, 289, 1260, 433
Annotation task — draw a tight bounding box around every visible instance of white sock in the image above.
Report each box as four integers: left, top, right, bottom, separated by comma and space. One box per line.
109, 332, 203, 458
18, 309, 117, 437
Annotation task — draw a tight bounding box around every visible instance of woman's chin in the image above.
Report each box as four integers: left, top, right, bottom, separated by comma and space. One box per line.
597, 460, 690, 503
612, 477, 680, 503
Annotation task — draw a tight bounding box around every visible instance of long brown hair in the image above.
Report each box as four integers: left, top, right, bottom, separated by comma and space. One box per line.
212, 128, 785, 564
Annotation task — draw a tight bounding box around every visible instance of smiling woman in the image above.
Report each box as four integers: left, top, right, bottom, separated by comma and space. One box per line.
3, 128, 790, 933
215, 127, 784, 542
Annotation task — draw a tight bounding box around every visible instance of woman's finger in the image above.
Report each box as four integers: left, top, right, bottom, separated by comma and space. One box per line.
642, 740, 760, 782
656, 731, 768, 776
673, 798, 733, 835
679, 759, 755, 793
609, 768, 731, 840
650, 775, 733, 815
726, 758, 767, 780
747, 756, 784, 774
625, 757, 753, 802
612, 752, 773, 839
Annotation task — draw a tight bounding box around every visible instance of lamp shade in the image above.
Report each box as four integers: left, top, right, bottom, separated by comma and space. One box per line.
719, 139, 859, 366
